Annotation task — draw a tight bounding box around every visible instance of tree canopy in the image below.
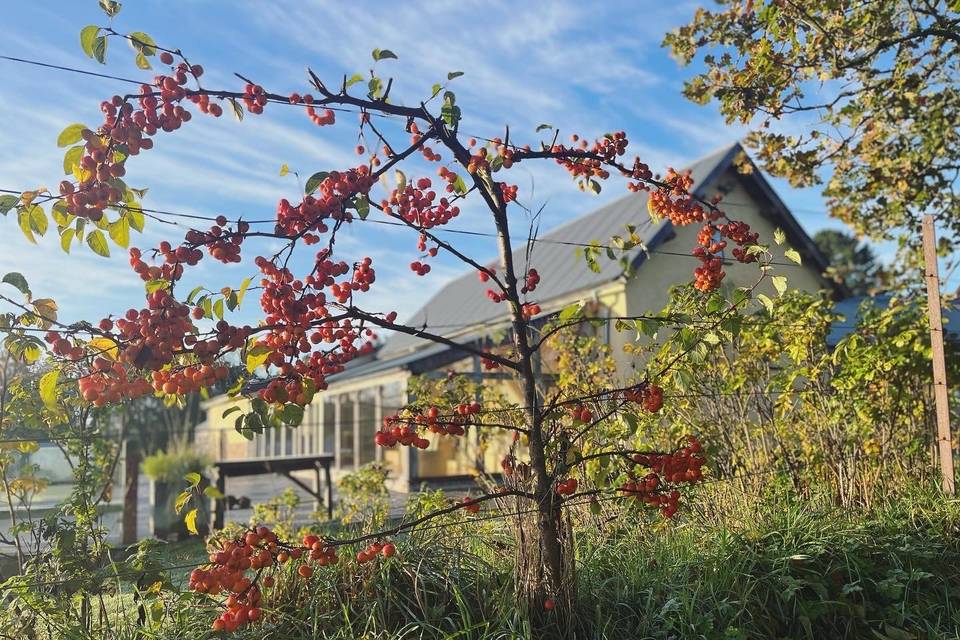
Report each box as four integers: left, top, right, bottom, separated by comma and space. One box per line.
665, 1, 960, 248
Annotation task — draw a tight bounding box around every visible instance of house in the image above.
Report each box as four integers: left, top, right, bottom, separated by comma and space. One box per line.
196, 142, 835, 493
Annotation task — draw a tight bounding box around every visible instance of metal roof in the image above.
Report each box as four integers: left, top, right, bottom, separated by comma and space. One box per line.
332, 142, 827, 383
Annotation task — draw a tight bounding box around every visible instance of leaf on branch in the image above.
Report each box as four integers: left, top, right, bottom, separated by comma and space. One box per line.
174, 490, 191, 514
86, 229, 110, 257
203, 486, 224, 500
57, 123, 87, 148
784, 248, 802, 264
447, 71, 464, 80
355, 194, 370, 220
60, 228, 76, 253
99, 0, 121, 17
39, 370, 60, 407
757, 293, 775, 315
0, 195, 18, 216
89, 336, 119, 360
536, 124, 553, 132
305, 171, 329, 195
32, 298, 58, 329
108, 216, 130, 248
371, 48, 398, 61
80, 25, 100, 59
280, 403, 304, 426
17, 209, 36, 244
279, 163, 290, 177
128, 31, 157, 56
236, 277, 252, 307
452, 175, 467, 195
134, 51, 151, 70
184, 508, 199, 535
771, 275, 788, 296
245, 343, 271, 373
2, 272, 31, 298
63, 145, 84, 175
345, 73, 364, 88
227, 97, 244, 121
184, 472, 201, 487
773, 227, 786, 245
93, 35, 108, 64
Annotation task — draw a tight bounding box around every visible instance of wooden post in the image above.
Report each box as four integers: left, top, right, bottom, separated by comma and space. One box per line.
121, 442, 140, 545
922, 214, 956, 495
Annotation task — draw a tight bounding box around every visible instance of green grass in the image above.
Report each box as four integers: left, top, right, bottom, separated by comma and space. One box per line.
142, 481, 960, 640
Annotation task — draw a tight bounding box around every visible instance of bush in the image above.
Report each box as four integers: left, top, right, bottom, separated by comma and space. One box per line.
141, 448, 211, 482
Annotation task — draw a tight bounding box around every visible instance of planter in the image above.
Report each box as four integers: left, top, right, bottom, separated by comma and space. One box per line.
149, 477, 211, 540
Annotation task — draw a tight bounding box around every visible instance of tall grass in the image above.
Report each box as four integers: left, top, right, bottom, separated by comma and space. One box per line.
149, 479, 960, 640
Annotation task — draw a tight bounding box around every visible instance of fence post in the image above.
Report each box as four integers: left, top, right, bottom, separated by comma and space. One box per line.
922, 214, 956, 495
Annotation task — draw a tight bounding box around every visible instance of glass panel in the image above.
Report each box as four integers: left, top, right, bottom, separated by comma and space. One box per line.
340, 394, 355, 467
358, 388, 377, 465
323, 398, 336, 454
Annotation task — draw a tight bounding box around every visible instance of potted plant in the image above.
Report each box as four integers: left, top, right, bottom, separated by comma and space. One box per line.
142, 448, 211, 539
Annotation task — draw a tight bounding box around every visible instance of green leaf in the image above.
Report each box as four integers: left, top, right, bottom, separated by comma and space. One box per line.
305, 171, 329, 195
203, 486, 224, 500
127, 207, 144, 232
184, 472, 201, 487
371, 48, 398, 61
17, 209, 36, 244
57, 123, 87, 148
536, 124, 553, 132
246, 344, 271, 373
757, 293, 775, 315
213, 298, 224, 320
26, 205, 47, 236
771, 275, 788, 296
2, 273, 31, 297
134, 51, 151, 70
345, 73, 364, 88
99, 0, 121, 17
773, 227, 786, 245
355, 194, 370, 220
447, 71, 464, 80
222, 406, 241, 419
784, 248, 802, 264
227, 97, 244, 121
367, 76, 383, 99
92, 35, 108, 64
174, 490, 191, 514
145, 279, 170, 293
236, 277, 251, 307
279, 163, 290, 177
452, 175, 467, 195
60, 228, 76, 253
86, 229, 110, 257
184, 508, 199, 535
558, 302, 583, 323
281, 403, 304, 426
0, 195, 18, 216
63, 145, 84, 175
128, 31, 156, 56
80, 25, 100, 58
39, 370, 60, 407
108, 216, 130, 248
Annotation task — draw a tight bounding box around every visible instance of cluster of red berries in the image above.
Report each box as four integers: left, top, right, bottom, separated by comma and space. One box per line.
481, 357, 500, 370
623, 383, 664, 413
241, 83, 268, 115
190, 526, 283, 631
77, 360, 153, 405
461, 496, 481, 514
555, 477, 578, 496
477, 267, 496, 282
521, 302, 541, 319
375, 415, 430, 449
568, 403, 594, 423
182, 216, 249, 264
486, 288, 506, 303
302, 533, 339, 565
356, 540, 397, 563
151, 363, 230, 396
551, 132, 627, 181
383, 178, 461, 229
409, 260, 432, 276
498, 182, 518, 202
520, 268, 540, 294
276, 166, 375, 237
621, 436, 705, 517
128, 246, 183, 282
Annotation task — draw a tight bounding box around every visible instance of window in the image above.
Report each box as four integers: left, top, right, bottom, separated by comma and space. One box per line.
323, 398, 336, 454
358, 388, 377, 465
340, 394, 355, 468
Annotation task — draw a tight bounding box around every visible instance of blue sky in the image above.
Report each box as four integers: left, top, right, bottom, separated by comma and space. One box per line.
0, 1, 935, 326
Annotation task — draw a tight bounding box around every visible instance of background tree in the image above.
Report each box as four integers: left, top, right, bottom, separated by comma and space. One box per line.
813, 228, 880, 296
664, 1, 960, 249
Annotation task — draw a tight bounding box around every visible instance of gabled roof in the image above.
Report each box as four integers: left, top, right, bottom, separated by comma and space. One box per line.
332, 142, 830, 382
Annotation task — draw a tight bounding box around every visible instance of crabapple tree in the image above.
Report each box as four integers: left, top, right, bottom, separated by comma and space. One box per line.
0, 4, 785, 631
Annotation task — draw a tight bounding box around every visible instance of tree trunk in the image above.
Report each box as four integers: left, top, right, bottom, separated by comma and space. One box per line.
122, 443, 140, 545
